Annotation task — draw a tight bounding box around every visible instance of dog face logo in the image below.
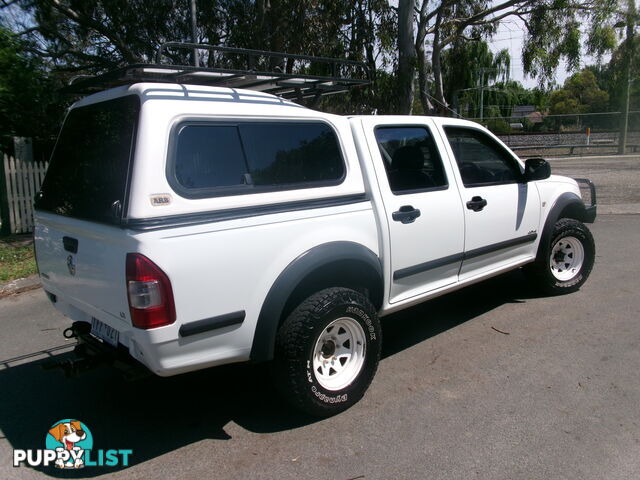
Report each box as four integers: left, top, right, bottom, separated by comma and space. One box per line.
46, 419, 92, 469
14, 418, 132, 469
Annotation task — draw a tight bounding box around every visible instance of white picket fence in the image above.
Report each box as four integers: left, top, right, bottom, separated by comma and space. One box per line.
3, 154, 49, 234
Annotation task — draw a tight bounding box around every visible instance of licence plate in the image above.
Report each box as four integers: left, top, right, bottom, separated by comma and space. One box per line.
90, 317, 119, 347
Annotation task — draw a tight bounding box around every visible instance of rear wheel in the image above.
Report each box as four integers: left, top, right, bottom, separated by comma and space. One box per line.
272, 287, 381, 417
525, 218, 595, 294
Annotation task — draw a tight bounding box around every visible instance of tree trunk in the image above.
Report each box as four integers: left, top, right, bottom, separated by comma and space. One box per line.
416, 42, 434, 114
397, 0, 415, 114
618, 0, 636, 154
430, 9, 447, 116
256, 0, 269, 37
431, 42, 447, 115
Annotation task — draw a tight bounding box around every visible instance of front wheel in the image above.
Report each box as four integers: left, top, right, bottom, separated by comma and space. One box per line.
272, 287, 381, 417
525, 218, 595, 294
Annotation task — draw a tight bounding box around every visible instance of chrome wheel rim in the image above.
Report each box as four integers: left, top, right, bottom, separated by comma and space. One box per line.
312, 317, 366, 391
550, 236, 584, 281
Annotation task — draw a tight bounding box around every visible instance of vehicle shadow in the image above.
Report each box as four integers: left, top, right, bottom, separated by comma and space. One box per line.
380, 269, 540, 359
0, 269, 542, 478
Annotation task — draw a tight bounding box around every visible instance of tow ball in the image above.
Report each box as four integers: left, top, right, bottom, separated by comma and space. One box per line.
42, 321, 148, 380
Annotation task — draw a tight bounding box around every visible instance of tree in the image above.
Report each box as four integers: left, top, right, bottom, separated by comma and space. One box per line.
597, 39, 640, 113
397, 0, 416, 113
2, 0, 626, 123
548, 69, 610, 128
441, 40, 510, 118
550, 70, 610, 113
582, 1, 640, 139
394, 0, 618, 116
0, 27, 66, 145
8, 0, 194, 71
615, 0, 638, 152
5, 0, 397, 113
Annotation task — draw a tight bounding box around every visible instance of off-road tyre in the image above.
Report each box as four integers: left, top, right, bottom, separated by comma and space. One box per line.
525, 218, 595, 295
272, 287, 381, 417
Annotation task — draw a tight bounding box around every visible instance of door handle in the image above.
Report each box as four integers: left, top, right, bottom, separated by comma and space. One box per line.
466, 196, 487, 212
392, 205, 421, 224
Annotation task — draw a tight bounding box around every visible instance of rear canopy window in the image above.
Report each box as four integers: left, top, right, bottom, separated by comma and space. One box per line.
36, 95, 139, 223
171, 122, 345, 197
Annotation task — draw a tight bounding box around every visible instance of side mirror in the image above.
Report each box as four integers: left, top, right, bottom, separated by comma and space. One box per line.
524, 157, 551, 182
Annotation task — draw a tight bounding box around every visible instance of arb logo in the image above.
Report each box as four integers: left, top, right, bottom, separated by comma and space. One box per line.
13, 419, 132, 469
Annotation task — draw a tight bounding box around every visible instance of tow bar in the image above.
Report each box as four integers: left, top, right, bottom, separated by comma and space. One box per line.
41, 321, 150, 381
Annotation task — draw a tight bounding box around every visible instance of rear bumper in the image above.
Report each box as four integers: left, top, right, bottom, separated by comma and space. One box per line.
43, 287, 251, 376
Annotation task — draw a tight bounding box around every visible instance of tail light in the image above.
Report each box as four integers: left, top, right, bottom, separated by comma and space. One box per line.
126, 253, 176, 329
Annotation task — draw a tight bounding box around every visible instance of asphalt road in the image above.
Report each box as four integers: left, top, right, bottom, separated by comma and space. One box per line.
1, 155, 639, 480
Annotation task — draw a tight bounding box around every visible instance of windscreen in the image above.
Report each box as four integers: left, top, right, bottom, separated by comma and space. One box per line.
36, 95, 139, 224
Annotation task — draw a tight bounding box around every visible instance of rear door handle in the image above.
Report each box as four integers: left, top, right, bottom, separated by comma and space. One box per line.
466, 196, 487, 212
392, 205, 421, 224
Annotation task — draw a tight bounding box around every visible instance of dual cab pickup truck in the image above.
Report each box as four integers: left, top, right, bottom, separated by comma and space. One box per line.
34, 78, 595, 417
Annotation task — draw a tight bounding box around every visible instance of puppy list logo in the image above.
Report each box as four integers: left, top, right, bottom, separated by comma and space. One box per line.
13, 419, 132, 469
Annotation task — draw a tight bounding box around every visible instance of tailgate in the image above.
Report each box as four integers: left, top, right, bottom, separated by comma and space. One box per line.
32, 93, 140, 327
34, 212, 131, 325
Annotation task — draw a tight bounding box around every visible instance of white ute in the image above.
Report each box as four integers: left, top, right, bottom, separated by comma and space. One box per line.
34, 48, 596, 416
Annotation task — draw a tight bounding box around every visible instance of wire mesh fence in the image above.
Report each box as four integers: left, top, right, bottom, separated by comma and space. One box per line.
461, 110, 640, 157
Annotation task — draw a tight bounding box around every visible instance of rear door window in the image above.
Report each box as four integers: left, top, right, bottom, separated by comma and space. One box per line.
374, 126, 448, 194
36, 95, 139, 223
170, 121, 345, 198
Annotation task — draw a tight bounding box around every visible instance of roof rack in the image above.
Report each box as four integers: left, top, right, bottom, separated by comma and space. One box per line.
63, 42, 370, 103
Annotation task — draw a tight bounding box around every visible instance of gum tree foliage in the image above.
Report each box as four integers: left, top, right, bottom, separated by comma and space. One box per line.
222, 0, 397, 113
7, 0, 197, 69
608, 0, 639, 129
562, 0, 639, 131
398, 0, 619, 115
3, 0, 397, 113
592, 40, 640, 113
0, 0, 628, 124
589, 45, 640, 105
0, 27, 65, 144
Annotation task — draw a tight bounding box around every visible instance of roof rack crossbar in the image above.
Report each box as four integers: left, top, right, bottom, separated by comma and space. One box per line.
62, 43, 370, 102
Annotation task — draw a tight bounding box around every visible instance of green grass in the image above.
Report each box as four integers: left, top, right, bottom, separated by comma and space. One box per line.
0, 237, 37, 282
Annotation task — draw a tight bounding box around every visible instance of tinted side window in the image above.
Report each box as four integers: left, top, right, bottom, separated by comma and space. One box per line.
444, 127, 522, 187
374, 126, 447, 194
175, 125, 248, 189
240, 123, 344, 185
172, 122, 344, 197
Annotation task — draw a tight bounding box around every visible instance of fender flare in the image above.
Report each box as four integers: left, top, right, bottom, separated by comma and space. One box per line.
250, 241, 382, 362
538, 192, 588, 257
